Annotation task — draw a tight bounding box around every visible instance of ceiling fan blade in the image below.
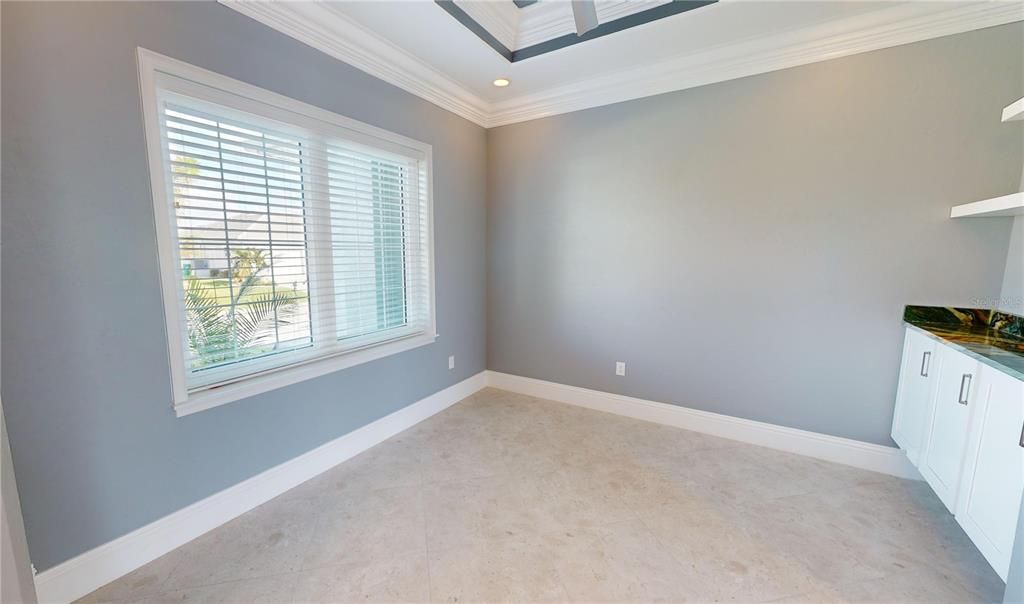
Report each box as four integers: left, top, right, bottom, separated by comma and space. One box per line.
571, 0, 599, 35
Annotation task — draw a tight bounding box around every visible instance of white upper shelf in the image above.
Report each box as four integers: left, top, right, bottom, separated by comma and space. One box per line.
1003, 97, 1024, 122
949, 98, 1024, 219
950, 192, 1024, 218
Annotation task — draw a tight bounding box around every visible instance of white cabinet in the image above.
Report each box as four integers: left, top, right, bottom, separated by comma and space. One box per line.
891, 326, 1024, 581
919, 346, 980, 511
955, 367, 1024, 581
892, 329, 940, 463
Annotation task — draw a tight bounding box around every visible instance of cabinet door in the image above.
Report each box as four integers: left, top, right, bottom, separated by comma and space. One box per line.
919, 346, 980, 512
891, 329, 940, 464
955, 366, 1024, 581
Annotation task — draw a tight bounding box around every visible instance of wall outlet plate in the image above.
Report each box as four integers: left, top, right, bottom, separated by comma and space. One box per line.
615, 361, 626, 376
448, 355, 455, 370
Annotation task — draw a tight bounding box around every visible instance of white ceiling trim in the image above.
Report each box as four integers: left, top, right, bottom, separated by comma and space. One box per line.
515, 1, 670, 49
448, 0, 671, 51
222, 0, 491, 126
455, 0, 521, 50
488, 1, 1024, 126
222, 1, 1022, 129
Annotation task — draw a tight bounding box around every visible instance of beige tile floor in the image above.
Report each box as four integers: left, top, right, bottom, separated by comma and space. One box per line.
78, 388, 1005, 604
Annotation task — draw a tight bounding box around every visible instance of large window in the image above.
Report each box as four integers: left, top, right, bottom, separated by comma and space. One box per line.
139, 50, 435, 415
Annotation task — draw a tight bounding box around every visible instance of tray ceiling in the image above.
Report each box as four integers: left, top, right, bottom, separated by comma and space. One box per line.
221, 1, 1023, 127
438, 0, 717, 61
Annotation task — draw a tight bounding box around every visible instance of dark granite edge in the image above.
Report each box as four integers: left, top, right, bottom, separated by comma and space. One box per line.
903, 323, 1024, 382
903, 305, 1024, 339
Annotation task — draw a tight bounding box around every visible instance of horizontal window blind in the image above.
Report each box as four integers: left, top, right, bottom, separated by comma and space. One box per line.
325, 144, 430, 343
157, 89, 432, 392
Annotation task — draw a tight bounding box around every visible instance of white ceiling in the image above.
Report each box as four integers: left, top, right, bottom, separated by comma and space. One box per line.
223, 1, 1023, 127
444, 0, 684, 52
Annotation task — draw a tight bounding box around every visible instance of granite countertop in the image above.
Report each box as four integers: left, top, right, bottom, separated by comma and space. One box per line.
903, 306, 1024, 381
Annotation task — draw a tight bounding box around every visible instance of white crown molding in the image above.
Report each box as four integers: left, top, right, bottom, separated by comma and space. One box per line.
487, 371, 921, 480
488, 1, 1024, 126
595, 0, 670, 26
220, 0, 491, 126
513, 1, 574, 49
456, 0, 521, 50
516, 0, 670, 49
221, 1, 1021, 129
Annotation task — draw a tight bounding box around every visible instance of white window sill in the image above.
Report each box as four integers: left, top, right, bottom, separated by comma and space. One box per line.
174, 332, 438, 418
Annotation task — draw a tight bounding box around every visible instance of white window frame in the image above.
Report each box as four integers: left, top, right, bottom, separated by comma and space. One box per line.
137, 48, 437, 417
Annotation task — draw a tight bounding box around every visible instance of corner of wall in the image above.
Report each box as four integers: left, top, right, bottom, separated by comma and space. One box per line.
1, 403, 39, 604
1000, 216, 1024, 315
998, 164, 1024, 315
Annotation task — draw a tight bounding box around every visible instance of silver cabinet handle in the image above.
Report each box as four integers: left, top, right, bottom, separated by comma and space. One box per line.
1019, 422, 1023, 448
919, 351, 931, 377
958, 374, 972, 405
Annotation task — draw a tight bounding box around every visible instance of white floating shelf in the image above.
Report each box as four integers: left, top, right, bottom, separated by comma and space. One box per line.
1003, 97, 1024, 122
950, 192, 1024, 218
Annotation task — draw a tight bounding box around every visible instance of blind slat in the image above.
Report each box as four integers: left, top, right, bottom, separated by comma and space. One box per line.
162, 96, 430, 390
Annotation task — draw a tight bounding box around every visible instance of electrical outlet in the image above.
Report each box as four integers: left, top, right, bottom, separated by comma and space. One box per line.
448, 355, 455, 370
615, 361, 626, 376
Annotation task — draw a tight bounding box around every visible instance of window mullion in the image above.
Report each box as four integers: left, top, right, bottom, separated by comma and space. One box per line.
304, 138, 338, 352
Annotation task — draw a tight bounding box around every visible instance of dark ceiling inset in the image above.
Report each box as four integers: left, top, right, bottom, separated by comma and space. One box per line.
436, 1, 514, 60
436, 0, 717, 63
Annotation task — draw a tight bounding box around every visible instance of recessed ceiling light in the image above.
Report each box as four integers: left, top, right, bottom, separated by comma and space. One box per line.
492, 78, 510, 87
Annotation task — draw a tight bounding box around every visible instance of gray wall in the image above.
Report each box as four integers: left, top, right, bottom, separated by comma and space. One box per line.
3, 0, 1022, 578
487, 23, 1024, 446
1, 404, 37, 604
0, 4, 34, 598
1000, 217, 1023, 315
998, 158, 1023, 315
1, 1, 486, 571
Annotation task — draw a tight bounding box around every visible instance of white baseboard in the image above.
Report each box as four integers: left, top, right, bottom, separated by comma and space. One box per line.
486, 371, 920, 481
33, 372, 488, 604
34, 369, 918, 602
